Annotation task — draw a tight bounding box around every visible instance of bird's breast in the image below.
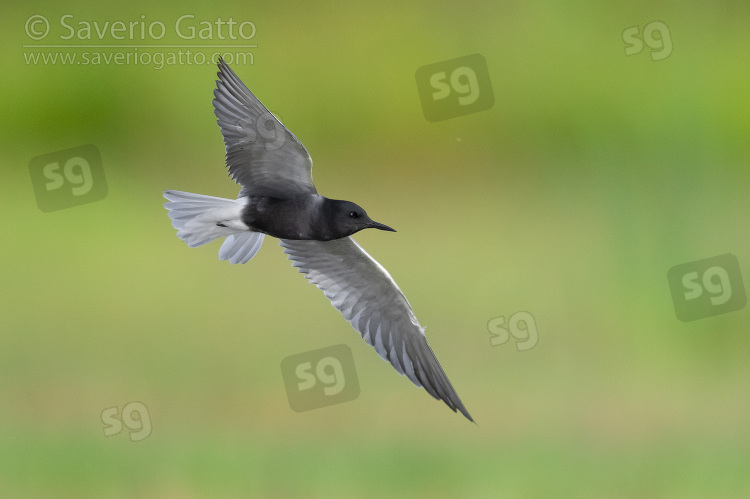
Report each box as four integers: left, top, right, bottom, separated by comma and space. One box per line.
241, 194, 324, 240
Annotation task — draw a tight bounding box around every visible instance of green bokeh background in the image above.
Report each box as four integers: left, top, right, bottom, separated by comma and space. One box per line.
3, 1, 750, 497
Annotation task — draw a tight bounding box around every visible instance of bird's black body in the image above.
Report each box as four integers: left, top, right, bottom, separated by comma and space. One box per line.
241, 194, 322, 240
241, 194, 393, 241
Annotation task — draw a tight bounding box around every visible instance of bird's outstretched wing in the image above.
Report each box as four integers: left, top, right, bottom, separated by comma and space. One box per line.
280, 237, 473, 422
213, 58, 316, 198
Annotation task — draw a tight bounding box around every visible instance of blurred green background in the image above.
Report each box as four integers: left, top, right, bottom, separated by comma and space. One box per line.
2, 0, 750, 497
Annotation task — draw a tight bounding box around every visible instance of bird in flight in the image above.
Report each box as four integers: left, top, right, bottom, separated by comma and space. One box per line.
163, 58, 473, 422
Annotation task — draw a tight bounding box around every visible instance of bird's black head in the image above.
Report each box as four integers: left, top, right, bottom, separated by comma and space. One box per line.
326, 200, 396, 238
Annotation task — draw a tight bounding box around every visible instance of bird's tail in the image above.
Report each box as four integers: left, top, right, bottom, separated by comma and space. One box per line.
163, 190, 265, 264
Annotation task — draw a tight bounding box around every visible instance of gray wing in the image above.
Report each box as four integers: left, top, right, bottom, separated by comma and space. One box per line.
280, 237, 473, 422
213, 58, 316, 198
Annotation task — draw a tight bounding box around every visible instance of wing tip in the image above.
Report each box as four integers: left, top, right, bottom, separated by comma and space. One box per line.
216, 55, 230, 76
454, 403, 475, 423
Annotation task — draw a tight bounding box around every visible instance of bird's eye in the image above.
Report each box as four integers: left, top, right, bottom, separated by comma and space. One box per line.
348, 211, 358, 218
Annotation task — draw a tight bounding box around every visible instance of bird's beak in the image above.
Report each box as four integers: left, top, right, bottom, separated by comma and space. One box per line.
369, 220, 396, 232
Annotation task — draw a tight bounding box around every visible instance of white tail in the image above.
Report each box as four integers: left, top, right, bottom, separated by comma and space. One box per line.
163, 190, 265, 263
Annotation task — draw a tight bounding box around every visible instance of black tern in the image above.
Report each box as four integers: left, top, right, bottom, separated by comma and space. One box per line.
164, 58, 473, 422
